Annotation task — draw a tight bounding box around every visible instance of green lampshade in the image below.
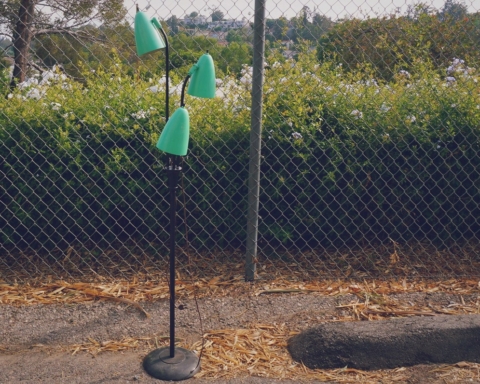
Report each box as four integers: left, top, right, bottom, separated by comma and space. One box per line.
187, 53, 216, 99
156, 107, 190, 156
134, 12, 166, 56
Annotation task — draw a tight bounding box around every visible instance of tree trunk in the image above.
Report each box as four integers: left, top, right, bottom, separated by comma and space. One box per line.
10, 0, 35, 89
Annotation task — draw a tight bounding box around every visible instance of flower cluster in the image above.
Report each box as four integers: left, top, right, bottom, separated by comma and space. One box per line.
446, 58, 475, 81
131, 108, 156, 120
350, 109, 363, 119
8, 65, 71, 101
292, 132, 302, 140
239, 65, 253, 86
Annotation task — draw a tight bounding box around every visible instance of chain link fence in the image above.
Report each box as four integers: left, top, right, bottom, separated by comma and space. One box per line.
1, 0, 479, 284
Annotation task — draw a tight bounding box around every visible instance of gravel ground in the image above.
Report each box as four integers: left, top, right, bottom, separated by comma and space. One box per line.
0, 350, 323, 384
1, 292, 480, 383
0, 294, 343, 348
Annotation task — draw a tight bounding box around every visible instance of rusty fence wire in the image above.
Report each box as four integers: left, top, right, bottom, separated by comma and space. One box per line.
1, 0, 480, 284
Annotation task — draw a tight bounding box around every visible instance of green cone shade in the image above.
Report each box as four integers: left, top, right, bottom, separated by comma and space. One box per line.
156, 107, 190, 156
134, 12, 166, 56
187, 53, 216, 99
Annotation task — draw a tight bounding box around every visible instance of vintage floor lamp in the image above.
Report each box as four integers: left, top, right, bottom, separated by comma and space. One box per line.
134, 8, 216, 381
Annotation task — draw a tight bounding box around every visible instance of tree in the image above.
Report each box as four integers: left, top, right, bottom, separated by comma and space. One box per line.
169, 33, 221, 70
189, 11, 198, 18
218, 41, 252, 74
317, 11, 480, 81
211, 9, 224, 22
438, 0, 468, 21
166, 15, 181, 35
312, 14, 334, 34
405, 2, 435, 20
226, 29, 252, 44
2, 0, 126, 87
266, 17, 289, 42
33, 22, 135, 79
289, 8, 334, 43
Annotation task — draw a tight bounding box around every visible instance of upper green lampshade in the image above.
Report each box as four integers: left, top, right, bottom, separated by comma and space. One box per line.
134, 12, 166, 56
187, 53, 216, 99
156, 107, 190, 156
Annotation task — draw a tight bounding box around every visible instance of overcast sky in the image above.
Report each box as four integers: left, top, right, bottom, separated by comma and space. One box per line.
124, 0, 479, 22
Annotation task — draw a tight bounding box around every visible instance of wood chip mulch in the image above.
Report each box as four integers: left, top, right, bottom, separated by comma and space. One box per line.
1, 276, 479, 306
65, 324, 480, 382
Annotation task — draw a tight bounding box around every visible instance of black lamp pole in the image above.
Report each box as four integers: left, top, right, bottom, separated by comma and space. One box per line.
164, 72, 196, 358
144, 155, 199, 382
158, 18, 174, 359
143, 139, 199, 381
158, 27, 169, 122
167, 154, 180, 359
163, 72, 193, 360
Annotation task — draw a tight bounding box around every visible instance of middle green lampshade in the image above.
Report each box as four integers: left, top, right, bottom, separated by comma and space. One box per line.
156, 107, 190, 156
187, 53, 216, 99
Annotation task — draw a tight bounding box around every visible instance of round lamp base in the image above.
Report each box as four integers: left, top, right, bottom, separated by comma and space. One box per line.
143, 346, 200, 381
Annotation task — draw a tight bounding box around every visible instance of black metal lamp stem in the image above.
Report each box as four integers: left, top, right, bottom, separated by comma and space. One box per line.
165, 74, 191, 358
180, 75, 191, 107
158, 27, 170, 121
143, 145, 199, 382
167, 155, 180, 358
162, 27, 173, 357
161, 24, 173, 358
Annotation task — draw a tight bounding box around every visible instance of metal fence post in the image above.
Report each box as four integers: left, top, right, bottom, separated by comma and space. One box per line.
245, 0, 266, 282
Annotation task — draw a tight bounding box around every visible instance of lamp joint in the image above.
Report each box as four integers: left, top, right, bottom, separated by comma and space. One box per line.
166, 165, 182, 172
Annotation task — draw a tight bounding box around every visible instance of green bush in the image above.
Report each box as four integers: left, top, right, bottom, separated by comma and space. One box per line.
318, 12, 480, 81
0, 51, 479, 254
0, 62, 251, 251
260, 52, 480, 246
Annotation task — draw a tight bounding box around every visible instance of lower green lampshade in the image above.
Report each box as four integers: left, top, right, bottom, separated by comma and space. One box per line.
156, 107, 190, 156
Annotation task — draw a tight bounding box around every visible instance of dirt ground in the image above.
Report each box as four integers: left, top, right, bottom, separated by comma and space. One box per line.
2, 287, 480, 383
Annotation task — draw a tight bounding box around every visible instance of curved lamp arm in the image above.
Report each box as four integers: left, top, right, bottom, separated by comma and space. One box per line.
151, 18, 170, 122
180, 75, 191, 107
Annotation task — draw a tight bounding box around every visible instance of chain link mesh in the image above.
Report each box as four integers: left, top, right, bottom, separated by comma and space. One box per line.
1, 0, 479, 283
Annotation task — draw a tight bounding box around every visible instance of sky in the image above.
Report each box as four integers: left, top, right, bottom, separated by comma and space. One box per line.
124, 0, 479, 22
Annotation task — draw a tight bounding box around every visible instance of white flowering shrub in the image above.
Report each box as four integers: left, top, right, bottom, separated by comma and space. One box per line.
1, 51, 479, 250
256, 51, 480, 245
